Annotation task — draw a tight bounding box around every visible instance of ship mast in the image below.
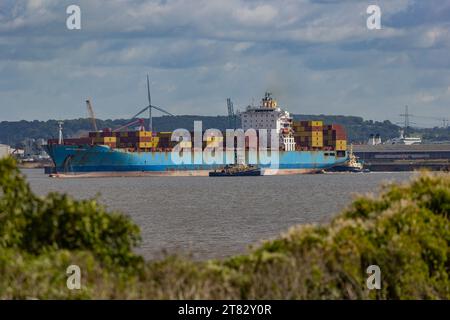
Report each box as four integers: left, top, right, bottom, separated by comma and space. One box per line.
58, 121, 64, 144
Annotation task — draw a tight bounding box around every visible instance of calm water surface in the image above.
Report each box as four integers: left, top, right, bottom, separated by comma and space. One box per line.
23, 169, 412, 259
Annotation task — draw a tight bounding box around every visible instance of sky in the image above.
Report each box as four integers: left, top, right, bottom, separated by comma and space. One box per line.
0, 0, 449, 126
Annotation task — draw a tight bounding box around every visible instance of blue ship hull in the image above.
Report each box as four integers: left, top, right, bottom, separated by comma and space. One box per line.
45, 144, 347, 176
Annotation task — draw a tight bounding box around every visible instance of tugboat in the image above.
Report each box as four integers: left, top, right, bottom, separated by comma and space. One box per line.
209, 164, 261, 177
326, 144, 369, 173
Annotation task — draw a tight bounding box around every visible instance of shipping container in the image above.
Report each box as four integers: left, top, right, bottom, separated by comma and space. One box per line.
335, 140, 347, 151
117, 137, 153, 143
295, 120, 323, 127
93, 136, 116, 143
138, 142, 153, 148
205, 136, 224, 142
179, 141, 192, 148
157, 132, 173, 137
296, 131, 323, 138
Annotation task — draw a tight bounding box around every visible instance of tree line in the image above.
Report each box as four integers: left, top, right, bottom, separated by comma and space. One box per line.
0, 115, 448, 148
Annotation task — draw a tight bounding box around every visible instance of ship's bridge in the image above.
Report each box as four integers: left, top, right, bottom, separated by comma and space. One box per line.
261, 92, 278, 109
241, 93, 291, 132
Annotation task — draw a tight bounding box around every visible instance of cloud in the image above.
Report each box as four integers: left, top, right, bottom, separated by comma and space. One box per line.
0, 0, 449, 125
233, 4, 278, 26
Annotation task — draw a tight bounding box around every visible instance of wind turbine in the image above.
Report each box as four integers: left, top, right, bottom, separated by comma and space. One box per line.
131, 75, 174, 132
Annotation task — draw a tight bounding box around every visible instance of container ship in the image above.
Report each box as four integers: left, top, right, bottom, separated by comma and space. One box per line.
45, 92, 348, 177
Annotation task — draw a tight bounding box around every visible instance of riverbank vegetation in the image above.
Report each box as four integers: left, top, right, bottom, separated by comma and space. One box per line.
0, 157, 448, 299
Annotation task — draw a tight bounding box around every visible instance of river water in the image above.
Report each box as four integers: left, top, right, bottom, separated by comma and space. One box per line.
23, 169, 413, 260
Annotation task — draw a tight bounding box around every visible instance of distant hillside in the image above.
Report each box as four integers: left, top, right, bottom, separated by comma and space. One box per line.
290, 115, 401, 144
1, 114, 447, 148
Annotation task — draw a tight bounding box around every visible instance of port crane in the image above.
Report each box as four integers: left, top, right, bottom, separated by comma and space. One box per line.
85, 99, 98, 131
132, 75, 174, 132
227, 98, 237, 129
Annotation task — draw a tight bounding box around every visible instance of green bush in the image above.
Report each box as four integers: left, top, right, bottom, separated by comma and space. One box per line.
225, 173, 449, 299
0, 157, 142, 267
0, 157, 448, 299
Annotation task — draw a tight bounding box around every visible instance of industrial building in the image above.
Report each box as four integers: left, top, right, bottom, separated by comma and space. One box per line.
353, 144, 450, 171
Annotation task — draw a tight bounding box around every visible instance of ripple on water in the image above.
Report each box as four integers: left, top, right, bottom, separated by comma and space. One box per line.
23, 169, 412, 259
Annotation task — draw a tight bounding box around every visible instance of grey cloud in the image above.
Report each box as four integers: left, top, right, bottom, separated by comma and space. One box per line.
0, 0, 449, 123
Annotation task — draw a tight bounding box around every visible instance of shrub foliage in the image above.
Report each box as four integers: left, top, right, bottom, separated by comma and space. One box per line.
0, 157, 141, 267
0, 157, 448, 299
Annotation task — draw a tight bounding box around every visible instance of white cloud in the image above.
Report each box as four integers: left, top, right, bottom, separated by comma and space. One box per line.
0, 0, 449, 122
233, 42, 253, 52
417, 92, 439, 103
233, 4, 278, 26
223, 62, 237, 72
416, 27, 450, 48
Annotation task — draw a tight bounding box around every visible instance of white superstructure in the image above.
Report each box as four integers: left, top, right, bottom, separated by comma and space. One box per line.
240, 92, 294, 150
241, 92, 292, 133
